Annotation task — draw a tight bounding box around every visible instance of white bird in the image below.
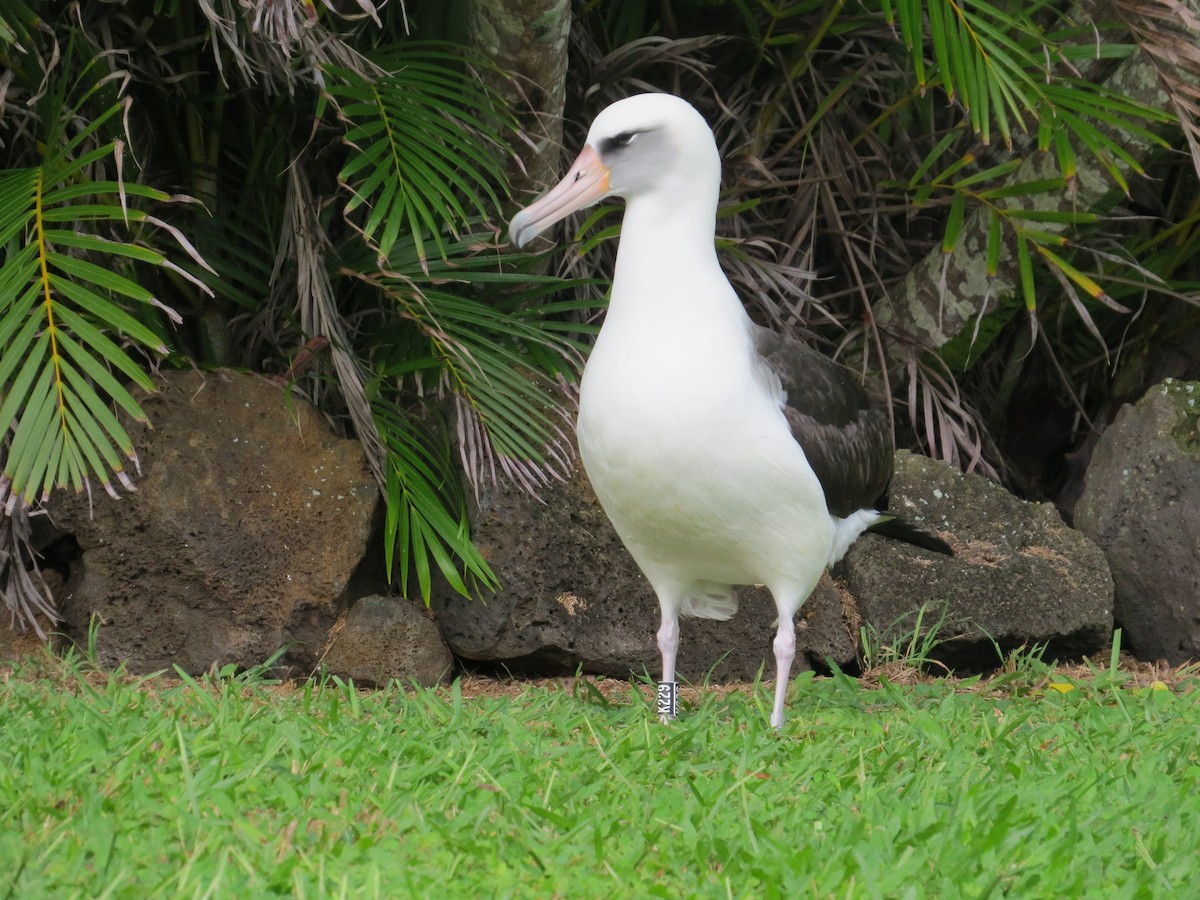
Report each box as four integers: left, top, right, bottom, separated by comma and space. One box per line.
510, 93, 949, 728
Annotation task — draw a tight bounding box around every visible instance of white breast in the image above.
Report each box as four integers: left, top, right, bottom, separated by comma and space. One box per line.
576, 281, 834, 594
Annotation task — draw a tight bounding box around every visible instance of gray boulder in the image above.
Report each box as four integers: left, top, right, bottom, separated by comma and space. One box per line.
1074, 379, 1200, 664
48, 369, 379, 676
845, 452, 1114, 669
432, 468, 859, 681
322, 594, 454, 688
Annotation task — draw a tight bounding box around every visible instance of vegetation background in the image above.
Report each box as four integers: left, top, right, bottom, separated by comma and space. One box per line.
2, 0, 1199, 628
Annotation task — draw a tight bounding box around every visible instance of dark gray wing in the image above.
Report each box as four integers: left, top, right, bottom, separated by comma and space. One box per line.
753, 326, 894, 517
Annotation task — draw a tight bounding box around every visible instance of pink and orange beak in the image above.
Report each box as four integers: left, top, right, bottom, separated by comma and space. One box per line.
509, 145, 611, 248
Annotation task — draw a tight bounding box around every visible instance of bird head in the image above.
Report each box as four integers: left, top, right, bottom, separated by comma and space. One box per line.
509, 93, 720, 248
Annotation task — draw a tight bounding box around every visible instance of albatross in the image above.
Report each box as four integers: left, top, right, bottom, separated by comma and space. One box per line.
510, 93, 950, 728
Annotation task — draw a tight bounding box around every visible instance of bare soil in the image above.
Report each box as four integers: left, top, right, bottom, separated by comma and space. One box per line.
3, 644, 1195, 702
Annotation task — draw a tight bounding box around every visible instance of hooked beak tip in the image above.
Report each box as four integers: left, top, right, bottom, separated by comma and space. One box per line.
509, 213, 537, 249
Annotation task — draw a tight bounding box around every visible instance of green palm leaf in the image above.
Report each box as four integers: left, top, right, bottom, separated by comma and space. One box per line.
0, 0, 38, 50
351, 231, 596, 485
0, 104, 210, 510
374, 400, 498, 602
337, 229, 599, 602
325, 47, 514, 266
895, 0, 1170, 163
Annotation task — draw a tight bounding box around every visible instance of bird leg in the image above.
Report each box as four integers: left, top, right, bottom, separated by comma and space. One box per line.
770, 616, 796, 729
656, 610, 680, 721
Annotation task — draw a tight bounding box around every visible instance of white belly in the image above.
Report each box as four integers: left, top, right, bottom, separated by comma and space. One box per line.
576, 332, 834, 594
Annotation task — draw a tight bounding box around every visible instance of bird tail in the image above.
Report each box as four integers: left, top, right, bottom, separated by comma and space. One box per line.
867, 515, 954, 556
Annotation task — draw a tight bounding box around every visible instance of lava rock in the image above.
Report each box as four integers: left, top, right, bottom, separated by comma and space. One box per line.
845, 452, 1114, 670
48, 369, 378, 676
322, 594, 453, 688
849, 453, 1108, 672
1075, 379, 1200, 664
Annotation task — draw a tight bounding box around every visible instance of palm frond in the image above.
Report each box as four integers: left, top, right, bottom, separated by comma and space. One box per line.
893, 0, 1165, 153
0, 498, 57, 636
905, 354, 997, 478
868, 12, 1184, 362
374, 399, 498, 603
0, 99, 208, 511
346, 230, 597, 496
1111, 0, 1200, 178
191, 0, 381, 93
325, 46, 514, 266
275, 162, 386, 487
0, 0, 38, 52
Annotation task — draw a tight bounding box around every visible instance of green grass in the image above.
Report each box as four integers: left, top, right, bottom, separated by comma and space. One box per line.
2, 649, 1198, 898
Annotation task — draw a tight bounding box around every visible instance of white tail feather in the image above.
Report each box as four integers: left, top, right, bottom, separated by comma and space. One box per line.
829, 509, 883, 565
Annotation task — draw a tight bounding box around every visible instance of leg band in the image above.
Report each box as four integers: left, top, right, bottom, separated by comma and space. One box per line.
656, 681, 678, 719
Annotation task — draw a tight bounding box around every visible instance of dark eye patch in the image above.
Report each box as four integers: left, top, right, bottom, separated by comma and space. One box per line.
600, 131, 638, 154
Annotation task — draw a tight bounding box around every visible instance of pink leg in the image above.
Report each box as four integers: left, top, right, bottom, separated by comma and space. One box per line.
656, 610, 680, 721
770, 613, 796, 729
657, 612, 679, 685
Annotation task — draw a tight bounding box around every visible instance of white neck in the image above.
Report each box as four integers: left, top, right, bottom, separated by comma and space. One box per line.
610, 183, 724, 313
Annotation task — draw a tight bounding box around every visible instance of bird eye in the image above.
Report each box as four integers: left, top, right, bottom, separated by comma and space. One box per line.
599, 130, 640, 156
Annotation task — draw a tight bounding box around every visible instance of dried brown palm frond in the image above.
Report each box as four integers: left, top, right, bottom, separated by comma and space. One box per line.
583, 34, 724, 96
193, 0, 382, 92
905, 355, 999, 480
1111, 0, 1200, 177
70, 0, 376, 103
0, 494, 58, 639
275, 161, 387, 488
